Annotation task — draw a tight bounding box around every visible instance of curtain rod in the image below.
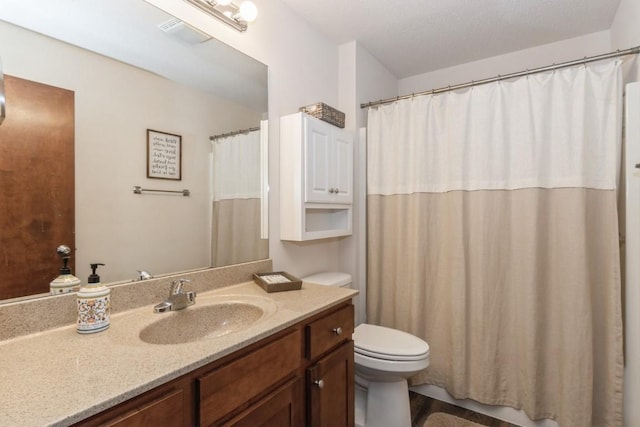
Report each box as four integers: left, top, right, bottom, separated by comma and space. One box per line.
210, 126, 260, 141
361, 46, 640, 109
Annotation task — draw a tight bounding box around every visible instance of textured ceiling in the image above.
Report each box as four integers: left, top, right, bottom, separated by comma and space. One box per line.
280, 0, 622, 78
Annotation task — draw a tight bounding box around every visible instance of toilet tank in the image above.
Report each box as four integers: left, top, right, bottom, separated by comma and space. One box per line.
302, 272, 352, 288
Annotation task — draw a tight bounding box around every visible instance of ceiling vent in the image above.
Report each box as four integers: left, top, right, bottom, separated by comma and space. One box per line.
158, 18, 211, 45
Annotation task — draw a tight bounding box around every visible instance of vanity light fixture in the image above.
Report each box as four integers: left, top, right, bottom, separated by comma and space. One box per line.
184, 0, 258, 32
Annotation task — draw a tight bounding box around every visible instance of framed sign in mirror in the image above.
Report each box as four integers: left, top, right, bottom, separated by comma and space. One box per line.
147, 129, 182, 180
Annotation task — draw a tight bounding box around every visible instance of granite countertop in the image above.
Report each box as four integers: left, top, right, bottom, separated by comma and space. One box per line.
0, 281, 357, 427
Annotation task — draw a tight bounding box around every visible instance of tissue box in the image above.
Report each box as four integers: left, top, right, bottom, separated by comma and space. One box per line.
253, 272, 302, 293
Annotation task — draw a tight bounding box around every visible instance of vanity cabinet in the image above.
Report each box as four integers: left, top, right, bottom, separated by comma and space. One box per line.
197, 329, 303, 426
305, 304, 355, 427
280, 112, 353, 241
223, 377, 304, 427
76, 301, 354, 427
75, 376, 193, 426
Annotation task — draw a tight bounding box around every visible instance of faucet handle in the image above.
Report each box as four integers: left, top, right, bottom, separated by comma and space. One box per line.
170, 278, 191, 295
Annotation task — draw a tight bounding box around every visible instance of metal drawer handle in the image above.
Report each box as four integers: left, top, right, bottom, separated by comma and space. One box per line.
314, 379, 324, 389
332, 327, 343, 336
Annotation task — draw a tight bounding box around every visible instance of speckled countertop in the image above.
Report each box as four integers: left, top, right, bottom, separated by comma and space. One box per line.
0, 281, 357, 427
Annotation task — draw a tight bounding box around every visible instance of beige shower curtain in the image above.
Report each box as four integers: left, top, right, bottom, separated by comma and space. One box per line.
367, 61, 624, 426
211, 130, 267, 267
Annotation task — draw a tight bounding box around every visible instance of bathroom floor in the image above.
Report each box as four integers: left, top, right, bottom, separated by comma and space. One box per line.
410, 392, 519, 427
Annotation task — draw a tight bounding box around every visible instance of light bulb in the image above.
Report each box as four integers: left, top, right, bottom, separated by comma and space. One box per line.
238, 1, 258, 22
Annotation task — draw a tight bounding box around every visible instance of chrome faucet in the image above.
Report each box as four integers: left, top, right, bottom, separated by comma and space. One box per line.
153, 279, 196, 313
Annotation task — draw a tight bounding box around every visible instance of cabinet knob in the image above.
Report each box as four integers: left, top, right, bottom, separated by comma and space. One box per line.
332, 327, 343, 336
329, 188, 335, 194
314, 379, 325, 389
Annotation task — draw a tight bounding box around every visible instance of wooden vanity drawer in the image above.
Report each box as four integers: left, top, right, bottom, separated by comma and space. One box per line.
306, 304, 354, 360
198, 329, 302, 426
75, 378, 191, 427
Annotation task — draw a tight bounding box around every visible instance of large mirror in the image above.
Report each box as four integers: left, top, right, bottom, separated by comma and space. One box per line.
0, 0, 268, 302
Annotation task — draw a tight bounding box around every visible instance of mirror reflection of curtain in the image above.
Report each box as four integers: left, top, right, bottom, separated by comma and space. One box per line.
211, 130, 267, 267
367, 60, 623, 426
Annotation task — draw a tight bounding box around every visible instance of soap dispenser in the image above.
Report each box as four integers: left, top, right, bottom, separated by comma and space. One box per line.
49, 245, 81, 295
77, 263, 110, 334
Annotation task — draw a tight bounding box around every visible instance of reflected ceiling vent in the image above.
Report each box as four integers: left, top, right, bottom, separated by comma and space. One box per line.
158, 18, 211, 45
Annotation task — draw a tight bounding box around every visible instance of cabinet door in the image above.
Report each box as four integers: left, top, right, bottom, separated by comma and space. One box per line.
223, 378, 304, 427
331, 128, 353, 204
304, 117, 353, 205
304, 117, 333, 203
307, 341, 355, 427
198, 330, 301, 426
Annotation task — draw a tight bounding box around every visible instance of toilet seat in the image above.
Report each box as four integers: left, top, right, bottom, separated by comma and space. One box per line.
354, 324, 430, 362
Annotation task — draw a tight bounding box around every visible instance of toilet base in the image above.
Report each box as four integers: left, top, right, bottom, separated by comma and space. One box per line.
355, 376, 412, 427
355, 383, 366, 427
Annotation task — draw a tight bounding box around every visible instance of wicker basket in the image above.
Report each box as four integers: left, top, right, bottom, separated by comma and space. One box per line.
299, 102, 345, 128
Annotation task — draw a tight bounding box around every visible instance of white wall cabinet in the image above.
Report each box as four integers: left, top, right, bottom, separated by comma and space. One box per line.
280, 112, 353, 241
304, 116, 353, 204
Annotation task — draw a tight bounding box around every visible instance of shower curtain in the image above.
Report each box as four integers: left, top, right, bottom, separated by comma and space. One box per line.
366, 60, 624, 426
211, 130, 267, 267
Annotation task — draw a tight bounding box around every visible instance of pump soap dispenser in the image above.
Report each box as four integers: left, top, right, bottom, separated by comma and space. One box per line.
77, 263, 110, 334
49, 245, 81, 295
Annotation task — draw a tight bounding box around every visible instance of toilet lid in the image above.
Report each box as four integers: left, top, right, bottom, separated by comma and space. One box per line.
353, 324, 430, 361
302, 272, 352, 287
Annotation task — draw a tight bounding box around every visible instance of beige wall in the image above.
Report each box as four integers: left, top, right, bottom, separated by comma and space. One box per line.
339, 41, 398, 324
611, 1, 640, 425
147, 0, 345, 280
399, 30, 612, 94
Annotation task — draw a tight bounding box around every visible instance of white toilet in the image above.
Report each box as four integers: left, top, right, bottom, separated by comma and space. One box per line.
302, 272, 430, 427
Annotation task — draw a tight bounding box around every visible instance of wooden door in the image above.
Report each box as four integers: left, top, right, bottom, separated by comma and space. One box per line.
0, 74, 75, 299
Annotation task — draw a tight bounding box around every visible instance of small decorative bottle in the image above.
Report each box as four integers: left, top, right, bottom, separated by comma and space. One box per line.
50, 245, 81, 295
77, 263, 110, 334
